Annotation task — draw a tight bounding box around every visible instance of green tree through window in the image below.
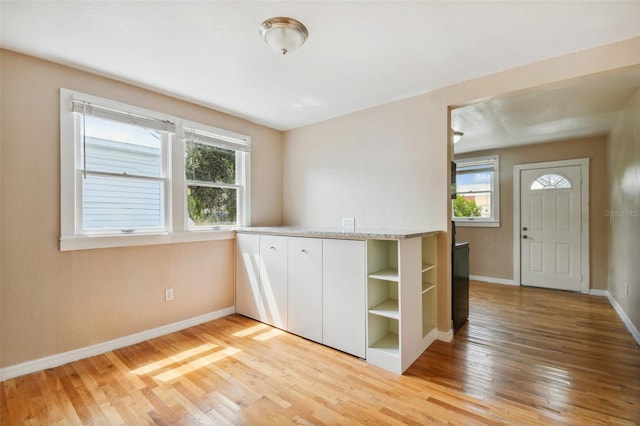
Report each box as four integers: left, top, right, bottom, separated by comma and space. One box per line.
453, 195, 482, 218
186, 142, 237, 225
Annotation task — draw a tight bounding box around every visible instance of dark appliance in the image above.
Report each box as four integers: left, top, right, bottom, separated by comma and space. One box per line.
452, 238, 469, 333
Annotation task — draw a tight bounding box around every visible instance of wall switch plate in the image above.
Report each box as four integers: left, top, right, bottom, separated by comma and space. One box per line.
165, 288, 174, 302
342, 217, 355, 233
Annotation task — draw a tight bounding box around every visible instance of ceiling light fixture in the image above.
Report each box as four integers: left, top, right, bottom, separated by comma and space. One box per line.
453, 131, 464, 144
259, 17, 308, 56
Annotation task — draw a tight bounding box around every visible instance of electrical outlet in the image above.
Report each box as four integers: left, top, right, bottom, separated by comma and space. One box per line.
342, 217, 355, 233
165, 288, 174, 302
625, 282, 629, 296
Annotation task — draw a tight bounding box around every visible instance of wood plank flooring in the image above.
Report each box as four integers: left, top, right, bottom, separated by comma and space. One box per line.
2, 281, 639, 425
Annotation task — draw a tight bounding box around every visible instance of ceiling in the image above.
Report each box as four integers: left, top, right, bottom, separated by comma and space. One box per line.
1, 1, 639, 132
452, 67, 640, 154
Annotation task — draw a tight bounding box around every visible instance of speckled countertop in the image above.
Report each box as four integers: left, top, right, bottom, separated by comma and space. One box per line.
233, 226, 439, 240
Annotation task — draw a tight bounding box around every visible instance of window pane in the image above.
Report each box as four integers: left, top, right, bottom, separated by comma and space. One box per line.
453, 193, 491, 218
82, 175, 164, 230
457, 171, 492, 192
187, 186, 237, 226
186, 142, 235, 184
531, 173, 572, 190
83, 115, 162, 177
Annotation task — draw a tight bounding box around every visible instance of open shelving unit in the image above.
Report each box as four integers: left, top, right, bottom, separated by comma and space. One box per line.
366, 239, 400, 369
421, 235, 437, 337
365, 233, 439, 374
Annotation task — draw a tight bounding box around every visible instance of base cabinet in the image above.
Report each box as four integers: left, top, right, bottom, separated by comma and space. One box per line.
259, 235, 288, 329
322, 239, 366, 358
235, 233, 260, 321
288, 237, 323, 343
236, 231, 437, 372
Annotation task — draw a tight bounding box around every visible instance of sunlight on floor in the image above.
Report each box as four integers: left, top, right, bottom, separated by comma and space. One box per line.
253, 328, 285, 341
132, 343, 216, 375
153, 347, 241, 382
232, 323, 269, 337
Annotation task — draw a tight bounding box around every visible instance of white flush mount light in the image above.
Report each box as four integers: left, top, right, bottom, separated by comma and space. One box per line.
453, 131, 464, 144
260, 17, 308, 55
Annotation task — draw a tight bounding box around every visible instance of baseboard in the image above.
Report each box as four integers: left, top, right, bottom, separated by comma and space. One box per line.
606, 293, 640, 346
589, 289, 609, 297
469, 275, 518, 286
437, 328, 454, 343
0, 306, 235, 382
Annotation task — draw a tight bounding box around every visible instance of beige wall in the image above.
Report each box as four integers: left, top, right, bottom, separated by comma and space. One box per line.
283, 38, 640, 332
608, 88, 640, 333
0, 50, 283, 368
455, 136, 609, 288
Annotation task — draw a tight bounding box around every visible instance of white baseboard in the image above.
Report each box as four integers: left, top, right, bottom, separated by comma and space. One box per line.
469, 275, 518, 286
0, 306, 235, 382
437, 328, 454, 342
589, 289, 609, 297
606, 292, 640, 346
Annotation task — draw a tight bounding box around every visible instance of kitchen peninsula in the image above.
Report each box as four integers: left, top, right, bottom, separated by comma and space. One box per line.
235, 227, 440, 374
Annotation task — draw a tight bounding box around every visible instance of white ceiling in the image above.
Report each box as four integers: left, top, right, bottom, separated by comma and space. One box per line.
1, 1, 639, 132
452, 67, 640, 154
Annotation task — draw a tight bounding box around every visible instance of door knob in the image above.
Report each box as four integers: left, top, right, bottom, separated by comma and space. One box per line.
522, 235, 528, 239
522, 227, 528, 231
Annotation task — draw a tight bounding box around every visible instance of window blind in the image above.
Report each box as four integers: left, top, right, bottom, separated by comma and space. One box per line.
456, 158, 496, 175
183, 128, 250, 152
71, 99, 176, 133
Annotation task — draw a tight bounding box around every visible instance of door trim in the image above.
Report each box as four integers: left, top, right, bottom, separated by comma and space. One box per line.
513, 158, 590, 294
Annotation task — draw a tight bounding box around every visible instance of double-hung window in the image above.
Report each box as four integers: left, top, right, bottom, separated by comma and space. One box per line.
60, 89, 251, 251
71, 99, 173, 234
183, 125, 250, 229
453, 155, 500, 227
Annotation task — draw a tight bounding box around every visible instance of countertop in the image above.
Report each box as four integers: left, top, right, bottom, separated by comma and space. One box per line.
234, 226, 439, 240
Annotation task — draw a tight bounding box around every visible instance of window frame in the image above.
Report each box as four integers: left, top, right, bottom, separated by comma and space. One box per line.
453, 155, 500, 228
60, 89, 250, 251
180, 120, 251, 231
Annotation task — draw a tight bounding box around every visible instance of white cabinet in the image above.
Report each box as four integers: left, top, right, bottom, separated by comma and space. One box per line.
288, 237, 323, 343
323, 239, 366, 358
366, 235, 437, 374
236, 231, 435, 372
259, 235, 288, 329
235, 233, 260, 321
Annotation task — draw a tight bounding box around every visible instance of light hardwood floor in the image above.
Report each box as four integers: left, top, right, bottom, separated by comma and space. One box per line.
2, 281, 639, 425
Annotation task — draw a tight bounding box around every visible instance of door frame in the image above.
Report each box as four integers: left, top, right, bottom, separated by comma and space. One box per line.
513, 158, 590, 293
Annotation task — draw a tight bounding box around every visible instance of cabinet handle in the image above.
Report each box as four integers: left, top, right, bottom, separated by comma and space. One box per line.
270, 246, 276, 250
301, 249, 307, 254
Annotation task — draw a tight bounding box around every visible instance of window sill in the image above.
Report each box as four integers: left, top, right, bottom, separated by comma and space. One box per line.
60, 230, 235, 251
453, 220, 500, 228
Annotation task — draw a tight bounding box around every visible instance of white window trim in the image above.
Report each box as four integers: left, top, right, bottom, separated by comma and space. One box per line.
60, 89, 250, 251
453, 155, 500, 227
180, 120, 251, 231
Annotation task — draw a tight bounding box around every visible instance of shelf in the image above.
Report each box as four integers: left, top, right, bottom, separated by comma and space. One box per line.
368, 332, 399, 355
368, 268, 399, 282
422, 282, 435, 294
368, 299, 399, 319
421, 263, 436, 273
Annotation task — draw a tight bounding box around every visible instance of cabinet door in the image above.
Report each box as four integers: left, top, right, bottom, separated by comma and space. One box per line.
235, 233, 260, 321
259, 235, 288, 329
288, 237, 323, 343
323, 239, 366, 358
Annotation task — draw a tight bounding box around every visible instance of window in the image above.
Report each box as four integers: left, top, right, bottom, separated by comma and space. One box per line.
73, 102, 172, 233
530, 173, 572, 190
183, 125, 250, 229
453, 155, 500, 227
60, 89, 251, 250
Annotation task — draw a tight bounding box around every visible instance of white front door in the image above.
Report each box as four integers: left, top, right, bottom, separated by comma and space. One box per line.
520, 165, 582, 291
